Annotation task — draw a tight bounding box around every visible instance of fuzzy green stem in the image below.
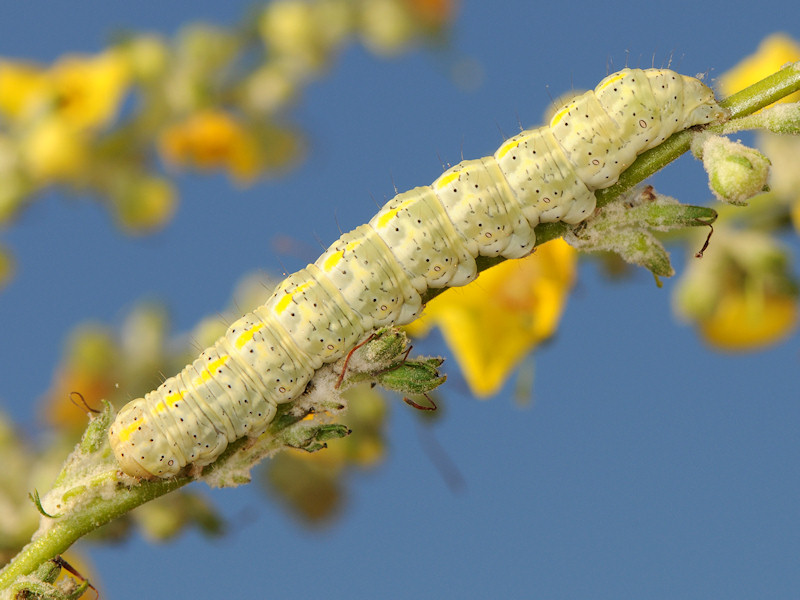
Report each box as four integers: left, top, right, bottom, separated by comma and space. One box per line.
0, 475, 187, 590
719, 60, 800, 118
0, 403, 328, 592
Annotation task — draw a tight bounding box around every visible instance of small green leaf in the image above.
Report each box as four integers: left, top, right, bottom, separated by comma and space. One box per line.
29, 490, 60, 519
375, 358, 446, 395
360, 327, 409, 364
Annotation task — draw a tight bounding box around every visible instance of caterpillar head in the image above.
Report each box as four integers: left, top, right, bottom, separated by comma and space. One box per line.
681, 75, 728, 126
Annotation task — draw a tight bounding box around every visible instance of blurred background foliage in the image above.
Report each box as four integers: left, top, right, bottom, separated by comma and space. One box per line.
0, 0, 456, 282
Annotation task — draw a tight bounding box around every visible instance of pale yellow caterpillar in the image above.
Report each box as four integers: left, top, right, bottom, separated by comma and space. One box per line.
109, 68, 725, 478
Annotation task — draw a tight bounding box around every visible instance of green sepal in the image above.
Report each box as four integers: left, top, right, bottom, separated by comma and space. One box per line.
608, 229, 674, 277
624, 203, 718, 231
78, 400, 114, 454
286, 424, 351, 454
359, 327, 408, 364
375, 357, 446, 395
334, 327, 447, 397
51, 401, 117, 491
566, 186, 718, 279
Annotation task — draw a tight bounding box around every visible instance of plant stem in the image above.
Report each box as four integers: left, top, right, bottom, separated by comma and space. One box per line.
0, 474, 187, 590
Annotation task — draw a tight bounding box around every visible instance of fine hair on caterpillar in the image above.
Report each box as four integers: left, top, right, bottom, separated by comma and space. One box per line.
108, 68, 725, 479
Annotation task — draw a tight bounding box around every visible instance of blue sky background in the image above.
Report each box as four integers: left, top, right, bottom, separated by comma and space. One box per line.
0, 1, 798, 598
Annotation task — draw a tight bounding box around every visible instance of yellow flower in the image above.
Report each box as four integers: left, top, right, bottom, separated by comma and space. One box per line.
110, 175, 177, 234
674, 228, 798, 351
700, 288, 797, 350
719, 33, 800, 104
360, 0, 416, 55
158, 110, 261, 182
0, 51, 129, 129
49, 50, 130, 129
0, 61, 49, 121
40, 325, 119, 431
405, 239, 577, 397
20, 116, 88, 180
259, 0, 352, 74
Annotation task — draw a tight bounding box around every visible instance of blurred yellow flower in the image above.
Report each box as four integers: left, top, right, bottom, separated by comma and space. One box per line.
405, 239, 577, 397
159, 110, 261, 182
360, 0, 417, 55
0, 51, 129, 129
700, 288, 797, 350
20, 117, 88, 180
40, 325, 119, 431
111, 175, 177, 234
719, 33, 800, 104
264, 385, 386, 524
119, 34, 169, 82
50, 51, 130, 129
259, 0, 352, 74
0, 61, 49, 121
674, 228, 798, 351
0, 51, 129, 183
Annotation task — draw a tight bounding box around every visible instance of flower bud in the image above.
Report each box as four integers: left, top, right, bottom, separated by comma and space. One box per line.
701, 135, 770, 205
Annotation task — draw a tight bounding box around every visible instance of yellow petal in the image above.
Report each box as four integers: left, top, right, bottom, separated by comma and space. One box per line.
700, 289, 798, 351
50, 50, 130, 129
21, 117, 88, 180
0, 61, 49, 121
407, 239, 576, 397
719, 33, 800, 104
159, 110, 262, 182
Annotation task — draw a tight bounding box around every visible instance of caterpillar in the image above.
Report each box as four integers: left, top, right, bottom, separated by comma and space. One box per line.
109, 68, 725, 479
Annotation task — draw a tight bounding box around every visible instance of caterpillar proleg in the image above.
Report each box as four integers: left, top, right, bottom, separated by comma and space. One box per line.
109, 68, 725, 478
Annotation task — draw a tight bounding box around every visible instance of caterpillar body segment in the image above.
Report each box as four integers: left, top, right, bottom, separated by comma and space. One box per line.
495, 126, 596, 225
108, 68, 724, 478
432, 157, 535, 259
314, 226, 425, 326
